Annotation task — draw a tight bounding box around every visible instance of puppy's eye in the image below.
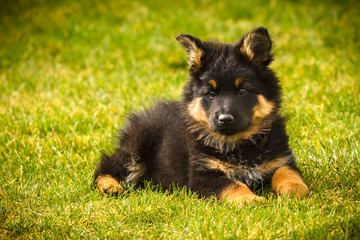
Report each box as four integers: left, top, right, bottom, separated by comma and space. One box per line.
207, 91, 217, 98
238, 88, 247, 96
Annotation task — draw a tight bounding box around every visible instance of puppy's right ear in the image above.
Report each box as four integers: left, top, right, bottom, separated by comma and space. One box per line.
176, 34, 204, 70
235, 27, 273, 66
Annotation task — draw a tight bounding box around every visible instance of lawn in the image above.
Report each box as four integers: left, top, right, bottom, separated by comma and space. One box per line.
1, 0, 359, 239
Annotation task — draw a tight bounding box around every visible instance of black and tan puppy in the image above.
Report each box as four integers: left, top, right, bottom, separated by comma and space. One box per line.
93, 27, 308, 203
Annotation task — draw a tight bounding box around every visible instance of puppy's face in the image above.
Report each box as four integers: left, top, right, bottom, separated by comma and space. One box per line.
178, 27, 280, 140
195, 76, 273, 137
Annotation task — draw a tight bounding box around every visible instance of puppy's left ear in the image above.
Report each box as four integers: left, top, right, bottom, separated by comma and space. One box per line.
176, 34, 204, 70
236, 27, 273, 65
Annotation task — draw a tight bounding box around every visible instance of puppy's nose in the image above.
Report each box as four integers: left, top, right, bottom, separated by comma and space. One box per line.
218, 114, 234, 125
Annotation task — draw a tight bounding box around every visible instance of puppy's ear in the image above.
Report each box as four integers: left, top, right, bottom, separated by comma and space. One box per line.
236, 27, 273, 65
176, 34, 204, 70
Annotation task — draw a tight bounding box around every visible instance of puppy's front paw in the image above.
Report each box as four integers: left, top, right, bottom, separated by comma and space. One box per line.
219, 181, 266, 205
96, 175, 123, 195
275, 181, 308, 198
272, 166, 309, 198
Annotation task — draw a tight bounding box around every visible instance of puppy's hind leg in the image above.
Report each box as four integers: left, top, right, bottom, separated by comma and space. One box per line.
93, 114, 150, 195
93, 153, 126, 196
96, 175, 123, 196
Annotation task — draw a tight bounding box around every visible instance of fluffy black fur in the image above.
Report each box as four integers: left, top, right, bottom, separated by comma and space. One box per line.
93, 27, 306, 199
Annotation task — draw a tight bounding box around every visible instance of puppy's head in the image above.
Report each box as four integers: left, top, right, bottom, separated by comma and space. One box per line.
177, 27, 281, 143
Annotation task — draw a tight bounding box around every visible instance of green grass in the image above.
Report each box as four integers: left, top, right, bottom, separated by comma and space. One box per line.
1, 0, 359, 239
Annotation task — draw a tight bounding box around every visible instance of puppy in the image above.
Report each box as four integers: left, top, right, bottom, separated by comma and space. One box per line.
93, 27, 308, 203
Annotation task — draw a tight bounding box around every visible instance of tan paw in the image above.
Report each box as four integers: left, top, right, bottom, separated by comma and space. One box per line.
96, 175, 123, 195
272, 166, 309, 199
276, 181, 309, 198
219, 181, 267, 204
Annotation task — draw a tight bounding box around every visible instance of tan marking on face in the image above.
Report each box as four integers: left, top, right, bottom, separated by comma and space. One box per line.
272, 166, 309, 198
235, 78, 243, 87
219, 181, 265, 203
253, 95, 275, 121
203, 94, 274, 146
187, 95, 274, 152
96, 175, 123, 195
187, 98, 209, 125
208, 80, 217, 89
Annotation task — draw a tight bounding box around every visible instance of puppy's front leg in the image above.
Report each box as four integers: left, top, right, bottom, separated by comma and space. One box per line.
218, 181, 266, 204
189, 170, 265, 204
271, 165, 308, 198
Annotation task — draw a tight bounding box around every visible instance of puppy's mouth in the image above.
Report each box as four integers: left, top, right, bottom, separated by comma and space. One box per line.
215, 129, 241, 136
213, 122, 252, 136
